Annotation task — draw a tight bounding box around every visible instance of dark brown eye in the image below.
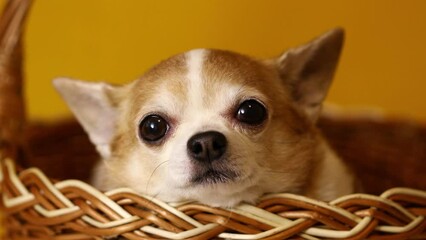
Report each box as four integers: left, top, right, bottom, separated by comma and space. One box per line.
139, 115, 169, 142
236, 99, 267, 125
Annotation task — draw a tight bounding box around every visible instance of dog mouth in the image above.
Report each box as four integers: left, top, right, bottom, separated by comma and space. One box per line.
191, 167, 238, 185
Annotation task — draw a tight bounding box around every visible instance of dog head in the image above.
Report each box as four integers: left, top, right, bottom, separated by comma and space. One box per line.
54, 28, 344, 206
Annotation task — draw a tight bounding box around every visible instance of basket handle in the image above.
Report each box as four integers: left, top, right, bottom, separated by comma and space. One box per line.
0, 0, 32, 161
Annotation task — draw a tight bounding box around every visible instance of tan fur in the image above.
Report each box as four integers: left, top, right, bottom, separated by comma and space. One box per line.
55, 29, 356, 207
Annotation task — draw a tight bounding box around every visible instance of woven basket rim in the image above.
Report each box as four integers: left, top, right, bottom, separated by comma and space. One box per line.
2, 155, 426, 239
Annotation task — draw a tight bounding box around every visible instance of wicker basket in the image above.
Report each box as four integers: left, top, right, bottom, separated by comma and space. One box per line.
1, 1, 425, 239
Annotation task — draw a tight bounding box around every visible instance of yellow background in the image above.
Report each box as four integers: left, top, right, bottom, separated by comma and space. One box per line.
5, 0, 426, 120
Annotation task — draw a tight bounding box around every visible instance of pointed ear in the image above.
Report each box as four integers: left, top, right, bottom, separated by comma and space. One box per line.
277, 28, 344, 121
53, 78, 118, 158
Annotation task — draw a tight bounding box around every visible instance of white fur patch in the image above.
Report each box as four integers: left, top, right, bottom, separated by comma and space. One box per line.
186, 49, 206, 113
186, 49, 205, 85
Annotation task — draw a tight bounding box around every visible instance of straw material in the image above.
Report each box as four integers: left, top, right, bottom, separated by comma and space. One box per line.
1, 156, 425, 239
0, 0, 30, 160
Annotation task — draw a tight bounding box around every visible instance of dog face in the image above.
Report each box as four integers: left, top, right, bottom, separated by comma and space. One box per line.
54, 29, 344, 207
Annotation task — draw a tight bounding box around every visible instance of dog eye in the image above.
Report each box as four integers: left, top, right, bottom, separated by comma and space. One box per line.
236, 99, 267, 125
139, 115, 169, 142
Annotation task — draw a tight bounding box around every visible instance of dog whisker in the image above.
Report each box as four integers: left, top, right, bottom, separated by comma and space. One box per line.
146, 160, 169, 194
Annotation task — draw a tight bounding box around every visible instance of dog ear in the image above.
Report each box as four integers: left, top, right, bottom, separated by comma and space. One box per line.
53, 78, 118, 158
277, 28, 344, 121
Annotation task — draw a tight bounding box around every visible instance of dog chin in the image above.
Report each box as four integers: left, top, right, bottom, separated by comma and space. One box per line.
156, 168, 262, 207
190, 168, 238, 185
185, 179, 263, 207
188, 159, 241, 185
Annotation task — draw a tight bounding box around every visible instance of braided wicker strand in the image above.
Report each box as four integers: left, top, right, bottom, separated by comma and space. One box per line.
1, 157, 425, 240
0, 0, 30, 160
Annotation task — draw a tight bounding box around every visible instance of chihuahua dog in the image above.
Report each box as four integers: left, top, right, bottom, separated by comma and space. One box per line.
54, 28, 355, 207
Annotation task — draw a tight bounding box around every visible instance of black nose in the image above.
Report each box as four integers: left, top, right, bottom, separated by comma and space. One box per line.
187, 131, 228, 163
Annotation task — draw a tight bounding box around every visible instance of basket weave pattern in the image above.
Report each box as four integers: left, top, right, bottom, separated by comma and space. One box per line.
1, 157, 426, 239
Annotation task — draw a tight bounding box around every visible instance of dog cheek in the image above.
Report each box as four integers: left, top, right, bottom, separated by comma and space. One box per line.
226, 134, 262, 178
162, 135, 194, 185
116, 148, 165, 194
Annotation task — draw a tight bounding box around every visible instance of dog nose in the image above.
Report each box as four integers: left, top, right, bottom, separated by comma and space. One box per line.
187, 131, 228, 163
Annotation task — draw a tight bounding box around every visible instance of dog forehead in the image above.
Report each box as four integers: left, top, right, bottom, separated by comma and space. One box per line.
129, 49, 274, 117
144, 48, 268, 82
128, 52, 187, 112
203, 49, 267, 86
198, 49, 281, 103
